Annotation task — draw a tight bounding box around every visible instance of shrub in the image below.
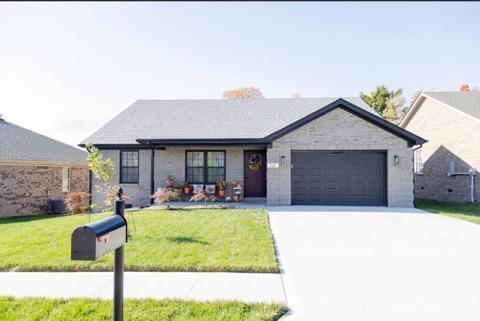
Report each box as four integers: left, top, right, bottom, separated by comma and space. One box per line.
190, 192, 217, 202
65, 192, 90, 214
152, 188, 180, 204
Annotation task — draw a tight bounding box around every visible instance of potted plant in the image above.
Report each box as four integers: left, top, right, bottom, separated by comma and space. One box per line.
173, 183, 183, 197
183, 181, 190, 194
166, 175, 174, 188
233, 180, 242, 202
217, 179, 226, 197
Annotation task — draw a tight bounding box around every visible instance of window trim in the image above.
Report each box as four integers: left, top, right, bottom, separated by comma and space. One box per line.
120, 150, 140, 184
185, 150, 226, 184
62, 167, 70, 192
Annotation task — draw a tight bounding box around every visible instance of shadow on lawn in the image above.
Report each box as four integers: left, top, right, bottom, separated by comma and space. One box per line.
166, 236, 210, 245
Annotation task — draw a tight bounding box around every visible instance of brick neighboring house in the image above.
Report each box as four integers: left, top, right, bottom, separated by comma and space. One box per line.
0, 116, 89, 216
82, 97, 424, 210
400, 91, 480, 203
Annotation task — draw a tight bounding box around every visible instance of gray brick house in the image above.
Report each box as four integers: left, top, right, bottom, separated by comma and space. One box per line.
81, 98, 425, 209
401, 91, 480, 203
0, 116, 89, 216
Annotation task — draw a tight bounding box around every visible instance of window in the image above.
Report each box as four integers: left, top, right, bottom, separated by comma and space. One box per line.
414, 150, 423, 174
186, 151, 225, 184
120, 150, 139, 183
62, 167, 70, 192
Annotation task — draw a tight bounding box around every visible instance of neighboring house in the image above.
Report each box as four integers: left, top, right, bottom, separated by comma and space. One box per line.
0, 116, 89, 216
81, 98, 425, 210
400, 91, 480, 203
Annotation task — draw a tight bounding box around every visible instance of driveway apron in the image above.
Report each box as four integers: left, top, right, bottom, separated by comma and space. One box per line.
269, 206, 480, 321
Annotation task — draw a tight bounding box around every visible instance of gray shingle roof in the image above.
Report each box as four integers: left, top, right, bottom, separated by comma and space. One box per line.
424, 91, 480, 120
0, 120, 87, 164
82, 97, 379, 145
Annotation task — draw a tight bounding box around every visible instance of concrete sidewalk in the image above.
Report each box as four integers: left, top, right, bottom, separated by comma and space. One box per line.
0, 272, 286, 303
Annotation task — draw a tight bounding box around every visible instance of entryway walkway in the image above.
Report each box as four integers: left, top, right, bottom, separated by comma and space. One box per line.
0, 272, 285, 303
269, 206, 480, 321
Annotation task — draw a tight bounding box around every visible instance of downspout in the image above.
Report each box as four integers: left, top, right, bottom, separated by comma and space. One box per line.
412, 144, 423, 207
150, 148, 155, 205
412, 144, 423, 152
470, 168, 476, 203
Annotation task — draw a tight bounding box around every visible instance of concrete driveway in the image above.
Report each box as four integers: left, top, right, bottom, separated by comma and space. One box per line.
269, 206, 480, 321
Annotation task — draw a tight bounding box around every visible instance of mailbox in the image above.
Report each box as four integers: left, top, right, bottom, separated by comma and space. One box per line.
72, 190, 127, 321
71, 215, 127, 261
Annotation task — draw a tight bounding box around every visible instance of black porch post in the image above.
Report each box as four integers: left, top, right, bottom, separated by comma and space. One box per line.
150, 148, 155, 204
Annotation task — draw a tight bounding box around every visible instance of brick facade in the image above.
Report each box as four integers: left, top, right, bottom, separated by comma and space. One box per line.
267, 108, 414, 207
92, 146, 261, 211
0, 164, 89, 217
92, 108, 415, 209
404, 97, 480, 202
91, 150, 151, 211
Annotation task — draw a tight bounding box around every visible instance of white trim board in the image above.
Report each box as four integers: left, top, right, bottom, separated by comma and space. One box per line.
401, 93, 480, 128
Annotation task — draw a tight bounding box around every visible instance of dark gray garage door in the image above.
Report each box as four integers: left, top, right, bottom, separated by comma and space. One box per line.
292, 151, 386, 206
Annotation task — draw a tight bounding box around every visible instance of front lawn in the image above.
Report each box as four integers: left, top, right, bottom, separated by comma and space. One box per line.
415, 199, 480, 224
0, 297, 286, 321
0, 209, 278, 272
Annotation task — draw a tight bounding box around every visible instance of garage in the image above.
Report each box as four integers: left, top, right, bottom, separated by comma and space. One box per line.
292, 151, 386, 206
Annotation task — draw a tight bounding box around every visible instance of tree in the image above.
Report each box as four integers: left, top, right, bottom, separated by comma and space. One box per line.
383, 94, 406, 124
460, 84, 480, 92
86, 143, 116, 212
223, 87, 263, 99
360, 85, 406, 123
410, 90, 422, 105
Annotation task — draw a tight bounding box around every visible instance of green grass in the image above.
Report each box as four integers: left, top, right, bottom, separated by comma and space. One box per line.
0, 209, 278, 272
0, 297, 287, 321
415, 198, 480, 224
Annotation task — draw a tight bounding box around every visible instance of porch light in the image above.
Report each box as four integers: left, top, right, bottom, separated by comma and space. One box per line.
393, 155, 399, 165
280, 155, 286, 167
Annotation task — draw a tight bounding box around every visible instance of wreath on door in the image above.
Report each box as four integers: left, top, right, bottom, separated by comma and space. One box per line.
248, 153, 263, 171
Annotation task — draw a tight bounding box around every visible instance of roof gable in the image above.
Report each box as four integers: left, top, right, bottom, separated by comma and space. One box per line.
425, 91, 480, 120
266, 99, 426, 145
401, 91, 480, 128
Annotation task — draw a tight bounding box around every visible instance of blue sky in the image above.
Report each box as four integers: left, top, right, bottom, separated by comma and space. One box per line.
1, 2, 479, 146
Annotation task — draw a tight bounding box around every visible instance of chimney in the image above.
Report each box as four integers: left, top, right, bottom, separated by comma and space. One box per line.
0, 114, 3, 121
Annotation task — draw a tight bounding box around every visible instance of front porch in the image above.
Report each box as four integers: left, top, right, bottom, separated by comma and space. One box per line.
150, 146, 267, 203
107, 145, 270, 210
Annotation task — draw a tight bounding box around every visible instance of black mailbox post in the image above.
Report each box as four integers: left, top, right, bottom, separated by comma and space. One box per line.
71, 188, 127, 321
